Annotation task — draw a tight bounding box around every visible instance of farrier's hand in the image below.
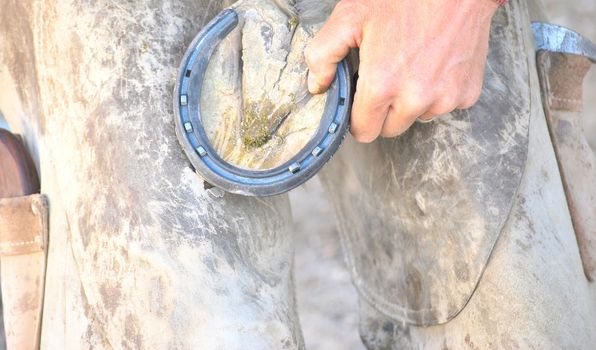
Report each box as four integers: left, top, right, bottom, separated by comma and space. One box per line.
304, 0, 499, 142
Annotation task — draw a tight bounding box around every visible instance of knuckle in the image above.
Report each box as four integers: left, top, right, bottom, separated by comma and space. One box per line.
458, 99, 475, 110
398, 83, 430, 110
333, 1, 367, 37
365, 76, 398, 104
459, 74, 484, 108
304, 47, 340, 83
431, 95, 458, 115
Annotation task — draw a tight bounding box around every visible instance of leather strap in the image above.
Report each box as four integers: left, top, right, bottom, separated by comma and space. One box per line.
0, 129, 48, 350
0, 194, 48, 256
537, 51, 596, 281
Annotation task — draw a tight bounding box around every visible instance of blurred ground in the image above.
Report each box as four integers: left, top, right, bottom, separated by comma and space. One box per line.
291, 179, 364, 350
292, 2, 596, 349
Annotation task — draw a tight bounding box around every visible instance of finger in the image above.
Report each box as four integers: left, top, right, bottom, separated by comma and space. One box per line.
304, 3, 364, 94
418, 100, 455, 120
454, 53, 486, 109
418, 101, 458, 121
458, 71, 484, 109
350, 77, 392, 143
418, 88, 458, 120
381, 100, 430, 138
417, 111, 438, 121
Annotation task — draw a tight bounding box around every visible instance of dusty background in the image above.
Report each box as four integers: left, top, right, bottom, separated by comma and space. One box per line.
0, 1, 593, 349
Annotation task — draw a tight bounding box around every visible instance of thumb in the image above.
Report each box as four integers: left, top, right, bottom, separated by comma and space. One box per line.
304, 5, 362, 94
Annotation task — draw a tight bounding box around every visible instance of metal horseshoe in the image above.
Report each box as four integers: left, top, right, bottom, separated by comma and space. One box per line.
173, 9, 353, 197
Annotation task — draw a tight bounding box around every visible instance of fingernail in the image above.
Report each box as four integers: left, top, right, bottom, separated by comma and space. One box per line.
307, 71, 323, 94
415, 117, 435, 124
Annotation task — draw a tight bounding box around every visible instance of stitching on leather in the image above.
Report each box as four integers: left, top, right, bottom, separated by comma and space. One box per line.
543, 60, 583, 109
0, 239, 39, 247
551, 96, 582, 104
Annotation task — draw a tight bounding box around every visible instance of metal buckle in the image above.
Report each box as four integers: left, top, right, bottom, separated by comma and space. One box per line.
532, 22, 596, 63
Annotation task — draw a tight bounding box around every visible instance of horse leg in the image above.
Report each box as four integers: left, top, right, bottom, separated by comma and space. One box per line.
1, 1, 306, 348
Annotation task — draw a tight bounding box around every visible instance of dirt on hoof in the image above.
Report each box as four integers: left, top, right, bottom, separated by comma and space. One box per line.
200, 0, 332, 170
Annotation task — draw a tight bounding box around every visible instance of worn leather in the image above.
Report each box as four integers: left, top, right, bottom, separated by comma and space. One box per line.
0, 194, 48, 256
0, 195, 48, 350
0, 129, 48, 350
321, 2, 531, 326
537, 51, 596, 281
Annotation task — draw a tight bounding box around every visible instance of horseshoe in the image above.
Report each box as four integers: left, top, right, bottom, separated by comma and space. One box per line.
174, 9, 353, 196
